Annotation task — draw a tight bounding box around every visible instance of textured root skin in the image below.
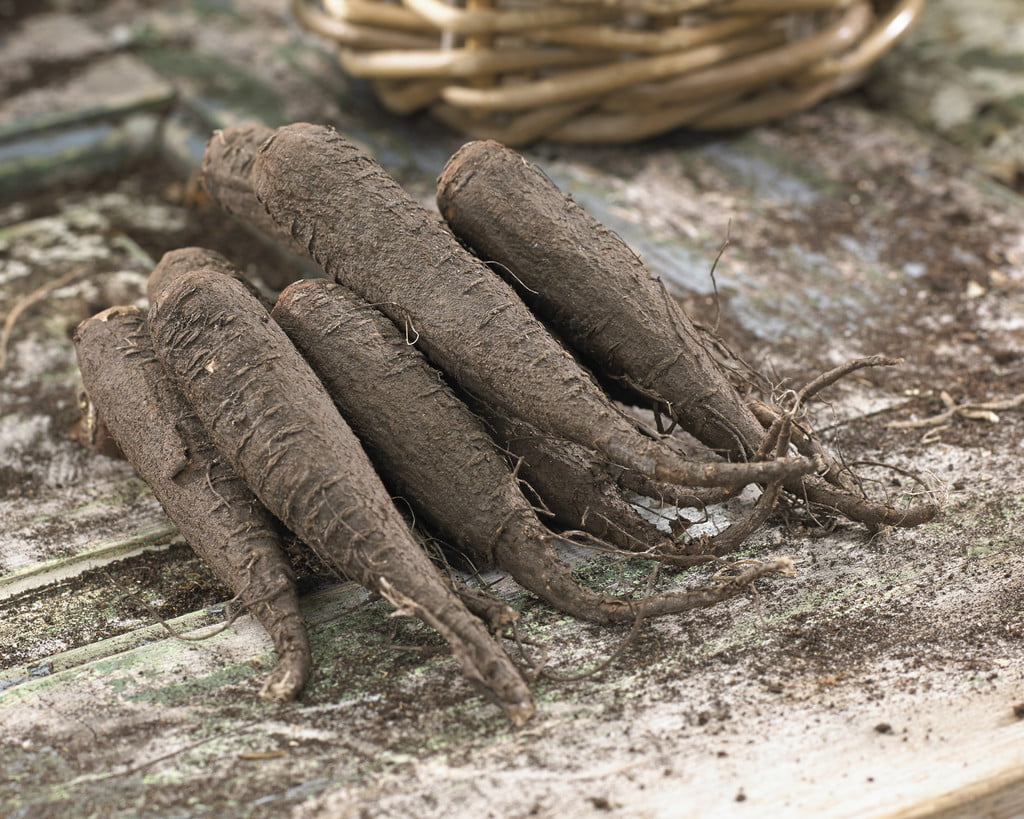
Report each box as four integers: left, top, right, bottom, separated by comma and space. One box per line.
483, 409, 747, 563
199, 122, 309, 259
480, 407, 668, 553
489, 408, 748, 519
271, 278, 531, 570
160, 252, 523, 632
272, 279, 789, 624
437, 140, 937, 529
483, 413, 786, 565
453, 583, 520, 634
749, 399, 856, 492
747, 398, 938, 528
229, 122, 812, 492
200, 123, 273, 226
149, 271, 533, 725
69, 390, 125, 460
73, 306, 311, 702
498, 541, 795, 625
199, 124, 320, 291
149, 247, 273, 310
614, 470, 735, 511
437, 139, 765, 459
787, 473, 938, 529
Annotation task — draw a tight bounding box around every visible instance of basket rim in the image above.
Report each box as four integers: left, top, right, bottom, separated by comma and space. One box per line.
291, 0, 927, 143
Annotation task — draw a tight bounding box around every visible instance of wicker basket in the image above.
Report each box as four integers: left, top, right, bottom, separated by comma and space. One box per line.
292, 0, 924, 144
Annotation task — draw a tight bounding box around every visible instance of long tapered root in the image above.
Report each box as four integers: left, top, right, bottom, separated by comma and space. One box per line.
648, 450, 818, 489
791, 473, 939, 530
149, 270, 534, 723
74, 306, 313, 702
494, 534, 794, 626
260, 633, 313, 702
437, 139, 939, 532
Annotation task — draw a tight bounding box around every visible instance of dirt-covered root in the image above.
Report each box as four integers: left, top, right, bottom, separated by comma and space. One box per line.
271, 277, 527, 570
452, 582, 520, 635
484, 406, 759, 558
436, 138, 767, 459
436, 139, 938, 529
492, 511, 796, 625
69, 389, 125, 460
482, 408, 669, 553
198, 122, 306, 255
149, 270, 534, 724
148, 246, 274, 309
748, 357, 940, 529
271, 278, 793, 624
73, 306, 311, 702
749, 399, 856, 492
209, 122, 810, 493
785, 473, 939, 529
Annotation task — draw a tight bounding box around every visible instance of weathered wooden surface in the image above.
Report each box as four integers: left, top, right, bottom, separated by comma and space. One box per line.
2, 1, 1024, 816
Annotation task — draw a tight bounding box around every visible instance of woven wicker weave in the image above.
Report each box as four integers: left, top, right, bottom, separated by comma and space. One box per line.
292, 0, 924, 144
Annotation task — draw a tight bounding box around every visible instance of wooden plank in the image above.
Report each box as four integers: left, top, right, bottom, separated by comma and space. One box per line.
0, 581, 369, 694
0, 51, 173, 197
0, 524, 177, 602
888, 768, 1024, 819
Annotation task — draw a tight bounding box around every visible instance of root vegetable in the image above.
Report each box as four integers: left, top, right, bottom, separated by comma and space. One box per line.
482, 407, 669, 554
73, 306, 311, 702
71, 119, 946, 721
481, 408, 744, 566
437, 140, 761, 459
218, 122, 814, 492
148, 245, 273, 310
199, 123, 308, 258
69, 389, 125, 460
147, 269, 534, 724
271, 277, 794, 624
436, 139, 938, 529
199, 123, 273, 229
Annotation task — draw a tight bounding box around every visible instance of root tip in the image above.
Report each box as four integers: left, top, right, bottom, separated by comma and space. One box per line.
257, 655, 311, 703
505, 699, 536, 727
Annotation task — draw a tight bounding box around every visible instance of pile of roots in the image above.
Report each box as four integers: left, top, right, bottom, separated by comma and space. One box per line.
73, 123, 937, 724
